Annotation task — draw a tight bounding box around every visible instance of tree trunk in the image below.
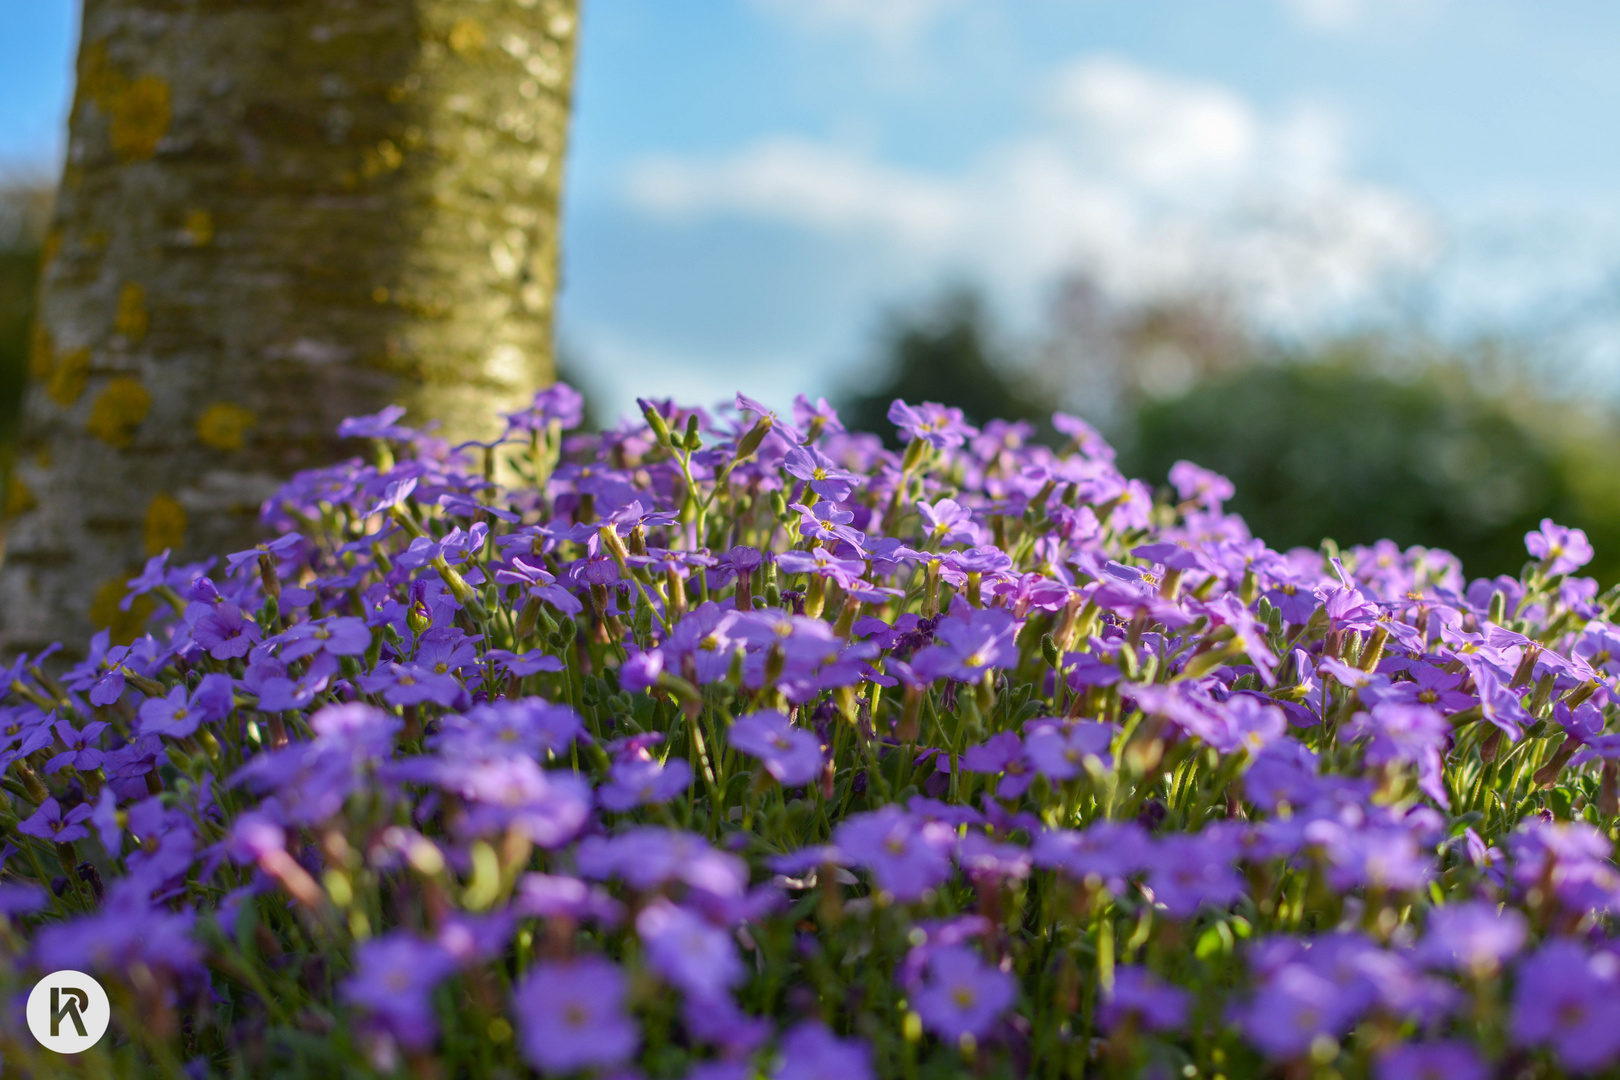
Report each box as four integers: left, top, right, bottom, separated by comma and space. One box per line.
1, 0, 577, 654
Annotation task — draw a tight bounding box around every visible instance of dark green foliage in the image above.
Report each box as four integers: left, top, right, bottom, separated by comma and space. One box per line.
0, 241, 38, 514
1123, 357, 1620, 584
0, 243, 36, 438
839, 290, 1050, 445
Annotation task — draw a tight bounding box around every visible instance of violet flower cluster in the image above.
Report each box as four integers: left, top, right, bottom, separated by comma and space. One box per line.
1, 385, 1619, 1078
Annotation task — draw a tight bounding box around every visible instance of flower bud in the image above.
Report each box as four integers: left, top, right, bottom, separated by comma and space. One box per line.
736, 416, 773, 460
598, 523, 631, 568
641, 401, 674, 447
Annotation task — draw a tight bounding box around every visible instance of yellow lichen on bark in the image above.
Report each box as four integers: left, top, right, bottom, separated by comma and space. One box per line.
115, 282, 148, 340
80, 42, 172, 162
88, 576, 155, 646
3, 476, 36, 519
46, 347, 91, 407
85, 377, 152, 448
28, 324, 54, 381
448, 18, 487, 54
183, 209, 213, 246
196, 402, 257, 451
144, 493, 187, 555
109, 75, 171, 161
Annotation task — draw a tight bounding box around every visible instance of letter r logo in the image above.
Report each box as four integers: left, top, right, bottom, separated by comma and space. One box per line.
27, 970, 108, 1052
50, 986, 89, 1038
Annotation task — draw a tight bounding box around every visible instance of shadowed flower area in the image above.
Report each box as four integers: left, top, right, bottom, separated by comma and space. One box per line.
2, 385, 1620, 1077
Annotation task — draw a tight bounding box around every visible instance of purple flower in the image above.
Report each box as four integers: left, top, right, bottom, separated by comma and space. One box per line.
424, 757, 593, 847
728, 711, 823, 786
1346, 703, 1450, 808
485, 649, 565, 677
793, 502, 866, 553
514, 957, 639, 1074
620, 648, 665, 693
917, 498, 978, 544
1168, 460, 1235, 508
911, 607, 1021, 682
138, 676, 234, 739
505, 382, 585, 433
773, 1021, 873, 1080
1376, 1042, 1487, 1080
0, 882, 46, 917
33, 883, 201, 976
494, 556, 585, 616
888, 399, 976, 450
338, 404, 409, 440
834, 806, 955, 901
357, 662, 463, 708
911, 944, 1017, 1042
1238, 962, 1362, 1059
45, 718, 108, 774
1418, 901, 1526, 975
960, 732, 1034, 798
783, 445, 860, 502
279, 616, 372, 660
341, 934, 458, 1050
1526, 517, 1594, 575
776, 546, 866, 589
437, 912, 516, 965
365, 476, 418, 517
224, 532, 304, 577
193, 602, 260, 660
1510, 940, 1620, 1072
91, 786, 120, 853
636, 900, 743, 999
254, 654, 336, 713
1023, 720, 1114, 781
432, 699, 584, 761
576, 828, 748, 897
1031, 821, 1150, 882
514, 873, 624, 926
19, 797, 92, 843
598, 756, 694, 811
1146, 834, 1243, 918
1100, 967, 1189, 1033
793, 393, 845, 438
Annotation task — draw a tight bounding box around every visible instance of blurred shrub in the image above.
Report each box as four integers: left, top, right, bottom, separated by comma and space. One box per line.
0, 245, 36, 432
841, 284, 1620, 584
838, 289, 1050, 444
0, 183, 50, 517
1123, 347, 1620, 584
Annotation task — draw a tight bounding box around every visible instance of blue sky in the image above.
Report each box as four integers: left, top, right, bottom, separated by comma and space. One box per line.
7, 1, 1620, 418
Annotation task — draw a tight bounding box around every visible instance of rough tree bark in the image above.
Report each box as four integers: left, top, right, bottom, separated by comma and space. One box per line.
0, 0, 578, 654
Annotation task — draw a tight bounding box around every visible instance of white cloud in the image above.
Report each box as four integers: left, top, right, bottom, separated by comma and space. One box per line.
1051, 57, 1258, 190
625, 55, 1437, 331
746, 0, 958, 47
1276, 0, 1446, 33
1280, 0, 1365, 31
628, 136, 961, 249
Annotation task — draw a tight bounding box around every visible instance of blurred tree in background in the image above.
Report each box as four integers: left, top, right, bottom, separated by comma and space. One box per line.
1123, 349, 1620, 584
842, 282, 1620, 585
0, 183, 50, 516
839, 289, 1050, 444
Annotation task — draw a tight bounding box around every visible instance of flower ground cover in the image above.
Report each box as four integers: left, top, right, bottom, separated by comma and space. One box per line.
0, 386, 1618, 1078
